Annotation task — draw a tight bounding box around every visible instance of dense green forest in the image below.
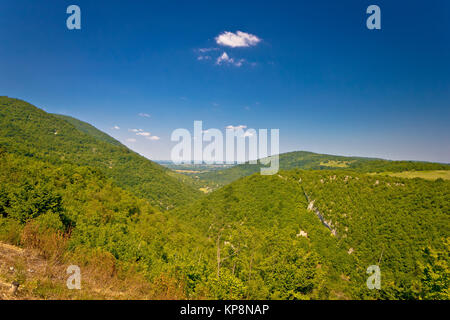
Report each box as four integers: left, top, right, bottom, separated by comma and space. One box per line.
0, 97, 201, 209
0, 150, 215, 298
195, 151, 450, 188
172, 170, 449, 299
52, 114, 124, 147
1, 150, 448, 298
0, 97, 448, 300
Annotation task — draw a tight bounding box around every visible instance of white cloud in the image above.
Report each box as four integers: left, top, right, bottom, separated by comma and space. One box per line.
226, 125, 254, 138
197, 55, 211, 61
138, 113, 150, 118
226, 125, 247, 130
128, 128, 159, 140
196, 48, 218, 62
129, 128, 159, 140
136, 131, 151, 137
112, 125, 120, 130
216, 52, 245, 67
215, 31, 261, 48
217, 52, 231, 64
198, 47, 219, 53
196, 33, 258, 66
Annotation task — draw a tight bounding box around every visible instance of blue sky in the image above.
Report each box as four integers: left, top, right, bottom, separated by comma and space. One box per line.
0, 0, 449, 162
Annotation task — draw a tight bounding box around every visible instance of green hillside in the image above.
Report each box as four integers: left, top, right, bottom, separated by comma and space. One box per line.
1, 147, 447, 299
0, 150, 210, 298
195, 151, 450, 188
0, 96, 447, 300
52, 114, 124, 147
173, 170, 450, 299
0, 97, 201, 209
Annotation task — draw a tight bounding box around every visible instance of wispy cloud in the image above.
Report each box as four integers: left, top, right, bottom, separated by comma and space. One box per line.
197, 55, 212, 61
126, 138, 136, 143
136, 131, 151, 137
226, 125, 247, 130
226, 125, 254, 138
129, 128, 159, 140
216, 52, 245, 67
198, 47, 219, 53
138, 113, 150, 118
195, 48, 217, 61
216, 31, 261, 48
112, 125, 120, 130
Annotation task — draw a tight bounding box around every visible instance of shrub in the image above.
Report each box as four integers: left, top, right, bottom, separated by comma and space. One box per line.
21, 221, 68, 262
0, 217, 23, 245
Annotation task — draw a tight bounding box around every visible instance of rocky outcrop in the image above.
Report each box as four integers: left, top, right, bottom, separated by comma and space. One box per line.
303, 190, 337, 237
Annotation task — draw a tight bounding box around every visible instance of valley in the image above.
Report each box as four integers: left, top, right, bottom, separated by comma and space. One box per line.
0, 97, 448, 300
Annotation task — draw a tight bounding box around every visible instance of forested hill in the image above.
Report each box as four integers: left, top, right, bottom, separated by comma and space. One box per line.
196, 151, 450, 187
0, 95, 448, 299
52, 114, 124, 147
173, 169, 450, 299
0, 96, 201, 209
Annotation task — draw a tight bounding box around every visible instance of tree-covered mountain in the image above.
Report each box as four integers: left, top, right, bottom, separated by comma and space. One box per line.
0, 96, 448, 300
0, 150, 211, 299
52, 114, 124, 147
194, 151, 450, 188
1, 146, 447, 299
173, 169, 449, 299
0, 97, 201, 209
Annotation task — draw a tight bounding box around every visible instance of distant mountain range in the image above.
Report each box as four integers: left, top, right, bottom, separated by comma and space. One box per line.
168, 150, 450, 188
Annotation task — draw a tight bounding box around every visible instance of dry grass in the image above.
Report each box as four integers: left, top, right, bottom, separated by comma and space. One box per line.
21, 223, 69, 263
0, 224, 189, 300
